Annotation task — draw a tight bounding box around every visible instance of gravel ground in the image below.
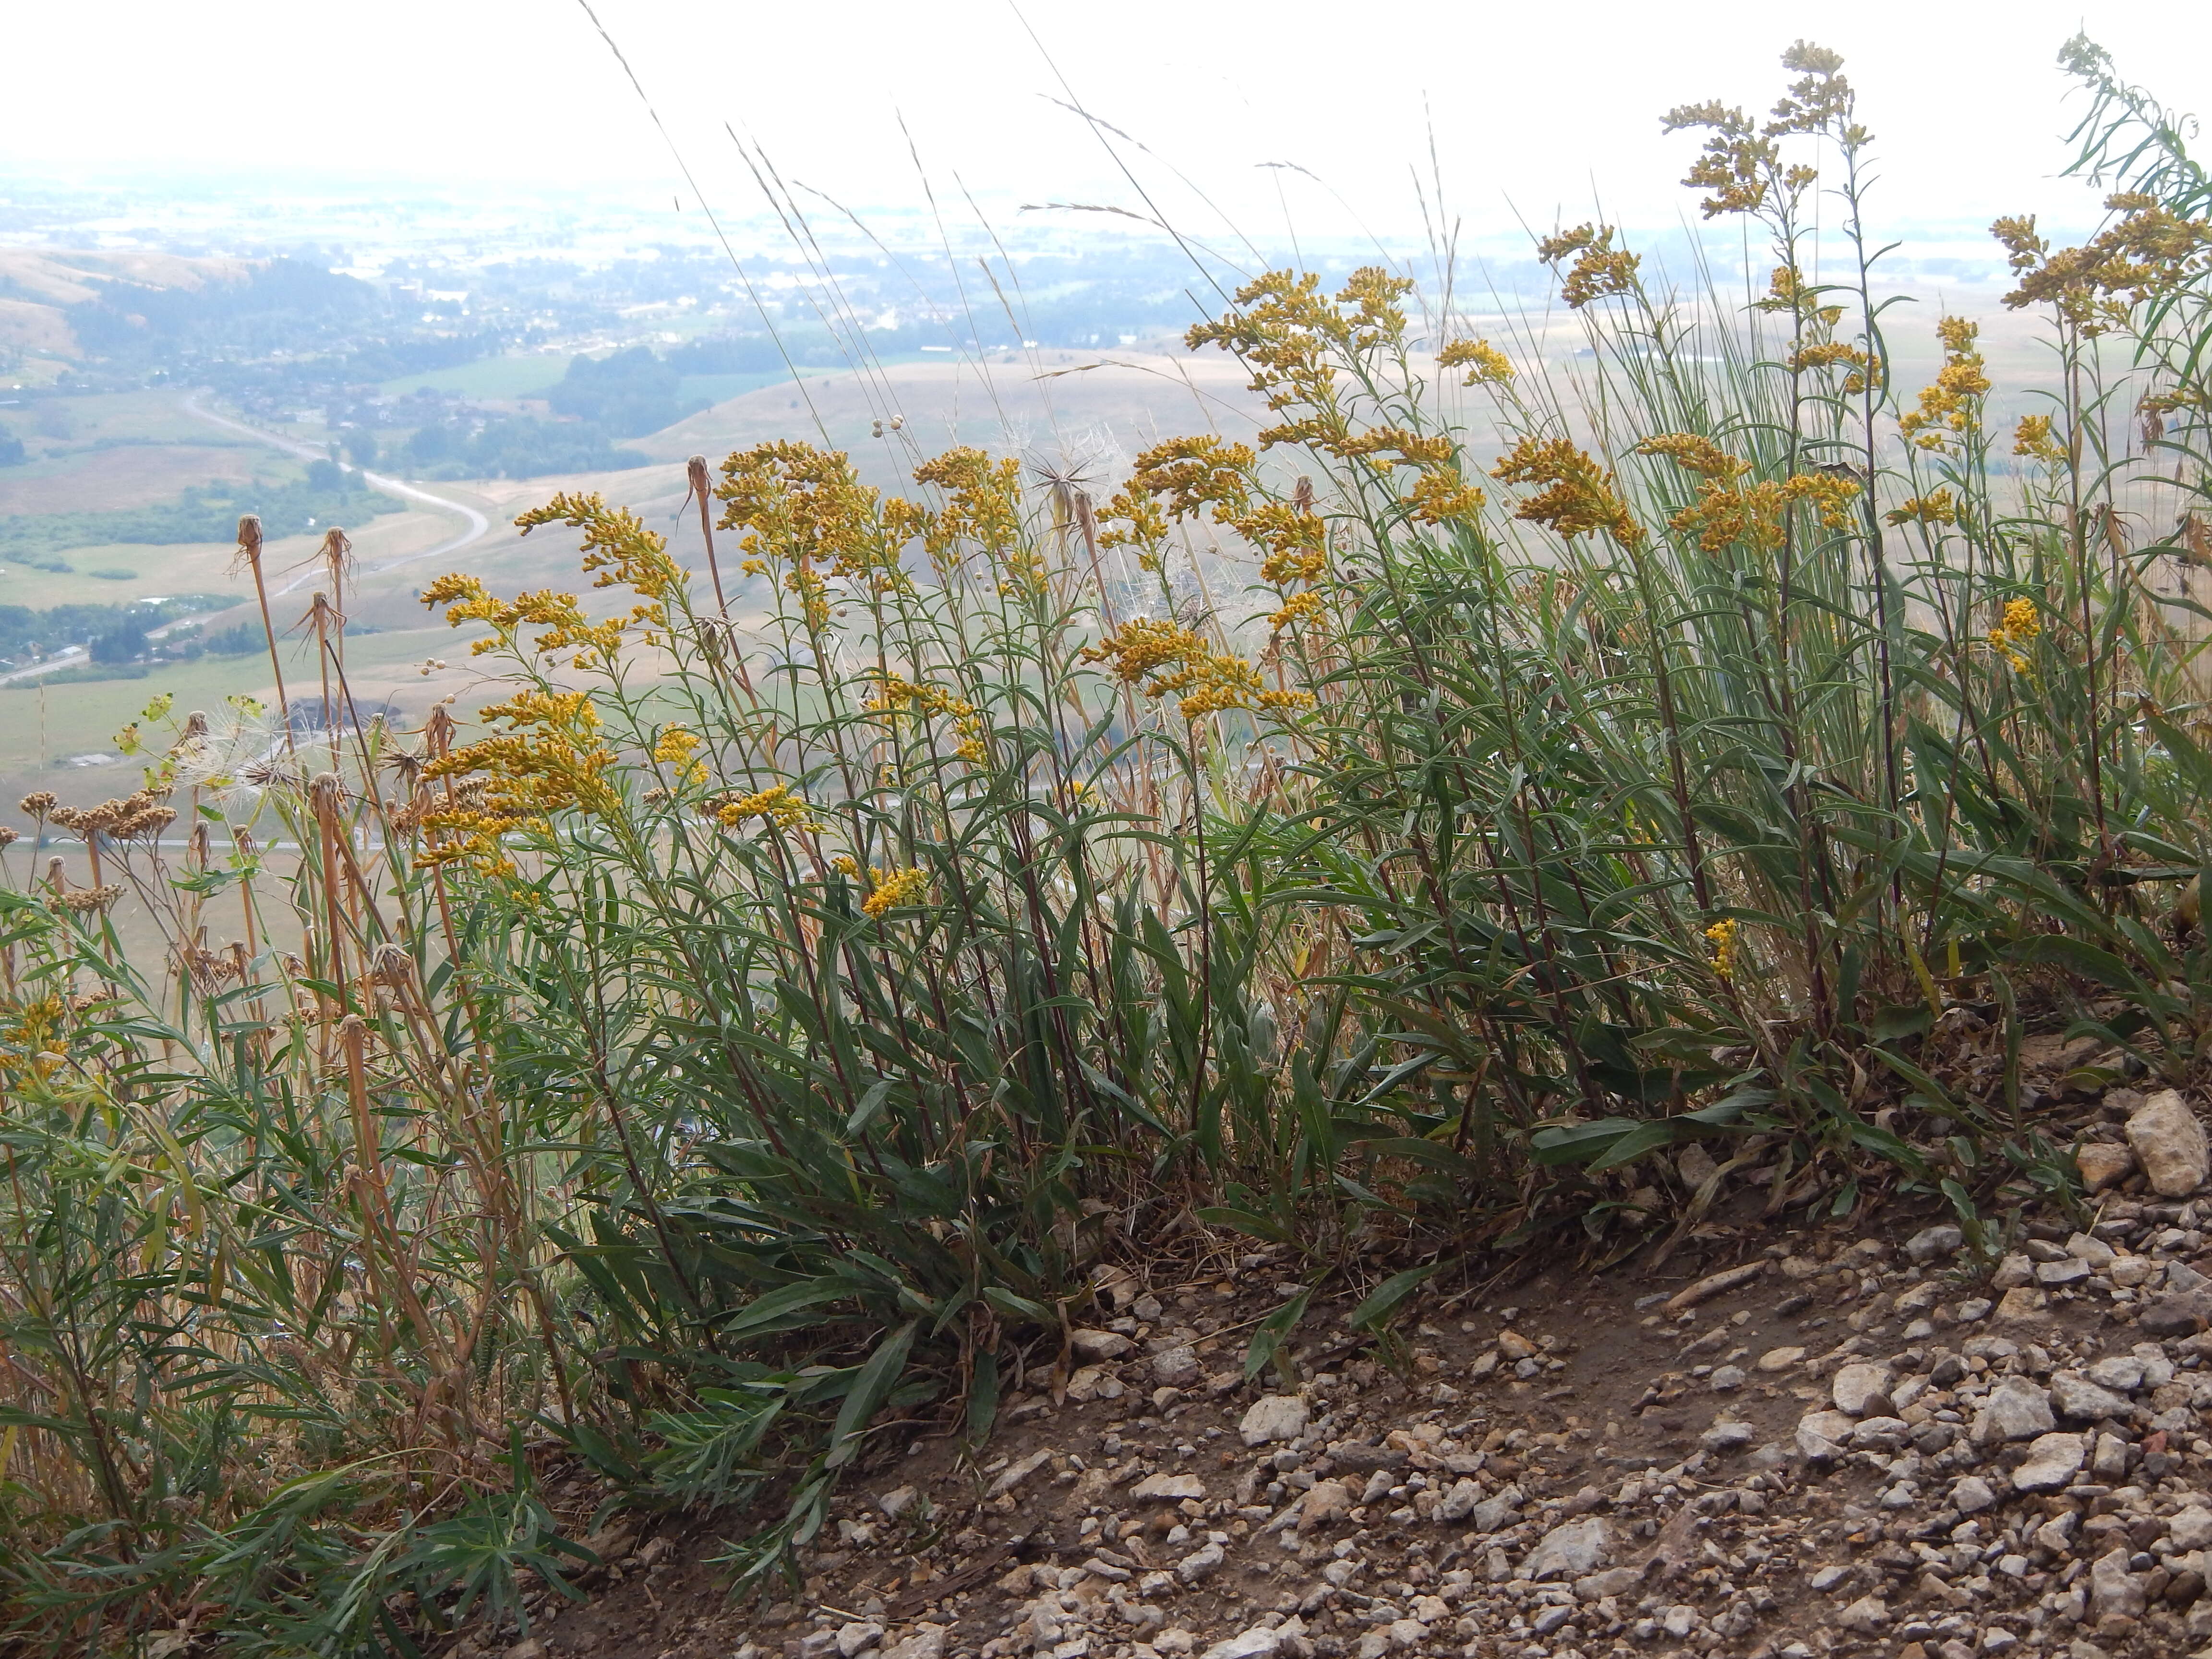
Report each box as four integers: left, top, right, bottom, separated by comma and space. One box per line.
465, 1088, 2212, 1659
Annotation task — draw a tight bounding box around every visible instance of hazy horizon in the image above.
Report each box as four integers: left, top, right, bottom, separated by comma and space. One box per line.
4, 0, 2203, 256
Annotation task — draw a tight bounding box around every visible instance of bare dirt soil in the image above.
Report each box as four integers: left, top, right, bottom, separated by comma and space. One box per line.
458, 1104, 2212, 1659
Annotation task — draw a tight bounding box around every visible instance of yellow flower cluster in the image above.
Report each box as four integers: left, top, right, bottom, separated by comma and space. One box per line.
1406, 468, 1486, 525
1, 993, 66, 1085
421, 574, 628, 667
420, 689, 620, 866
910, 447, 1037, 591
861, 865, 930, 919
1635, 433, 1750, 481
651, 725, 709, 788
1187, 272, 1347, 449
1898, 318, 1991, 453
1437, 337, 1515, 386
1994, 195, 2212, 336
1535, 225, 1641, 309
1988, 596, 2041, 671
1664, 45, 1849, 223
867, 675, 990, 765
1268, 591, 1326, 633
1705, 917, 1740, 980
1885, 489, 1958, 528
516, 494, 684, 642
1493, 436, 1643, 546
1081, 621, 1313, 721
719, 441, 899, 629
2013, 414, 2066, 464
714, 784, 819, 835
1788, 340, 1871, 382
1635, 435, 1860, 551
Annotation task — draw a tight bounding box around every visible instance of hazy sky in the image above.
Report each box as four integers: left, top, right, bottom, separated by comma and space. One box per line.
6, 0, 2207, 245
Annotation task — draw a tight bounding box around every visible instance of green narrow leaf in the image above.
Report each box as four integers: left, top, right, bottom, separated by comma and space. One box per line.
1347, 1262, 1442, 1333
1245, 1287, 1312, 1382
967, 1349, 1000, 1443
827, 1320, 918, 1469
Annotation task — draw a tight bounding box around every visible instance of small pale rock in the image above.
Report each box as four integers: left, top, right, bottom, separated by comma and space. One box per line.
2009, 1431, 2086, 1493
837, 1622, 886, 1659
1469, 1485, 1523, 1531
1850, 1416, 1911, 1452
1299, 1478, 1353, 1526
2037, 1257, 2093, 1287
1152, 1347, 1201, 1388
1199, 1629, 1281, 1659
2090, 1547, 2147, 1619
1525, 1516, 1613, 1579
1838, 1595, 1889, 1634
1066, 1365, 1118, 1402
2050, 1372, 2134, 1421
1239, 1395, 1309, 1447
1576, 1566, 1642, 1601
2078, 1142, 2138, 1192
1436, 1477, 1483, 1522
2171, 1507, 2212, 1551
1797, 1409, 1854, 1460
1131, 1473, 1208, 1502
1385, 1619, 1425, 1653
1992, 1253, 2034, 1290
1070, 1328, 1133, 1360
1495, 1329, 1539, 1361
1833, 1362, 1894, 1417
1951, 1475, 1998, 1514
1701, 1419, 1754, 1452
1907, 1225, 1965, 1264
878, 1484, 919, 1519
2067, 1231, 2117, 1269
884, 1631, 946, 1659
987, 1449, 1053, 1498
2128, 1089, 2210, 1197
1757, 1346, 1806, 1372
1709, 1364, 1746, 1393
1996, 1286, 2053, 1323
1973, 1380, 2053, 1442
1177, 1541, 1225, 1584
2087, 1355, 2145, 1392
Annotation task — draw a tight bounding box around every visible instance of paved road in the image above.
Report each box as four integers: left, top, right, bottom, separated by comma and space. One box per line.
179, 393, 495, 594
0, 399, 502, 688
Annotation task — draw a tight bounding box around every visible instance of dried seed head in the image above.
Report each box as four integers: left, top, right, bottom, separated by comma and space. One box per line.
0, 826, 16, 848
370, 943, 415, 986
19, 792, 56, 818
233, 515, 264, 572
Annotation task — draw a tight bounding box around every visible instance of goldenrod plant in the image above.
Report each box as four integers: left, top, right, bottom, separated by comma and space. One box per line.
4, 35, 2212, 1652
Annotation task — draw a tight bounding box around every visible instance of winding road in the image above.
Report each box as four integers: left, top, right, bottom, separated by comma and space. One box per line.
0, 398, 498, 688
180, 392, 494, 593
